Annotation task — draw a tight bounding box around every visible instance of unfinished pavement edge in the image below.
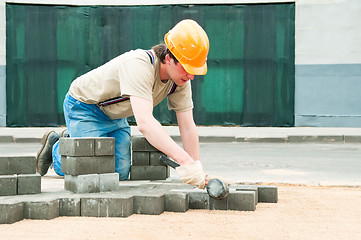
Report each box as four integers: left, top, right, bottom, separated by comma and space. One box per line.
0, 180, 278, 224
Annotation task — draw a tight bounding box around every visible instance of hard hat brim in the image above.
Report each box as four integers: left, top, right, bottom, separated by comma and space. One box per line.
182, 62, 208, 76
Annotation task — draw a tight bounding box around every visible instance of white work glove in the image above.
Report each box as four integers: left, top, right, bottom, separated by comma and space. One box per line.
176, 160, 206, 189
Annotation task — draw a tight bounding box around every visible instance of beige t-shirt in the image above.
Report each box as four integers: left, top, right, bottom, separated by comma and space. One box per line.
69, 49, 193, 119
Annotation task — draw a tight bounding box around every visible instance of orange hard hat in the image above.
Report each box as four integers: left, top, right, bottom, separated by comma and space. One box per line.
165, 19, 209, 75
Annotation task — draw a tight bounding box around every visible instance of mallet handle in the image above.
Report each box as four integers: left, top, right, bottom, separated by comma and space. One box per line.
159, 155, 180, 169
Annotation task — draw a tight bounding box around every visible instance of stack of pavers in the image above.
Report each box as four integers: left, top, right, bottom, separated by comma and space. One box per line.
59, 137, 120, 193
0, 156, 41, 224
130, 136, 170, 180
0, 156, 41, 196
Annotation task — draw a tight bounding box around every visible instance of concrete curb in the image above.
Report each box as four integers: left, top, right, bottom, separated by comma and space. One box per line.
1, 126, 361, 143
1, 135, 361, 144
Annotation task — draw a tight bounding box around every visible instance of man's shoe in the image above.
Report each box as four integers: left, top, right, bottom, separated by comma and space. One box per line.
36, 130, 60, 176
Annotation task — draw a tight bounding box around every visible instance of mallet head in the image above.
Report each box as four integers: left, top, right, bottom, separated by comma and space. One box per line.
206, 178, 229, 200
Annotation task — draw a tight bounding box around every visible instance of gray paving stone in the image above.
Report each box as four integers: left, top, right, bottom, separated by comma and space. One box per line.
59, 137, 95, 156
95, 137, 115, 156
17, 174, 41, 195
149, 152, 167, 166
61, 155, 115, 175
132, 151, 150, 166
186, 190, 209, 209
130, 166, 169, 180
258, 185, 278, 203
0, 199, 24, 224
59, 197, 81, 216
0, 175, 17, 196
144, 182, 194, 193
164, 192, 189, 212
133, 193, 164, 215
64, 174, 99, 193
209, 197, 228, 210
81, 195, 133, 217
167, 167, 171, 178
99, 173, 120, 192
131, 136, 157, 151
0, 156, 36, 175
131, 136, 147, 151
227, 191, 256, 211
24, 197, 59, 220
144, 141, 158, 151
230, 185, 259, 204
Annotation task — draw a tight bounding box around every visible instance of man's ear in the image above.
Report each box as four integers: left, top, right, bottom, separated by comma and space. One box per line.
165, 54, 171, 64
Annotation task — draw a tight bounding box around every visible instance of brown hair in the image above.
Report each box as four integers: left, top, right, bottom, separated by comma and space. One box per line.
152, 43, 179, 64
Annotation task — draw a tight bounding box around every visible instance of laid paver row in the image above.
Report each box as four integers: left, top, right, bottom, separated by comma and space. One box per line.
0, 181, 278, 224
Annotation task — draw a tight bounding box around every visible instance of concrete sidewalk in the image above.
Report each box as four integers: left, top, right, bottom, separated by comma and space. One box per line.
1, 126, 361, 143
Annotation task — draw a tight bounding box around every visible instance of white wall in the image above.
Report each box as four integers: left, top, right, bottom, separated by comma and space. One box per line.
295, 0, 361, 127
295, 0, 361, 65
0, 0, 6, 126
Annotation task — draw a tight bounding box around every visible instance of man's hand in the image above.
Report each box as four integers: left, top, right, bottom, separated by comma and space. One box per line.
176, 160, 206, 189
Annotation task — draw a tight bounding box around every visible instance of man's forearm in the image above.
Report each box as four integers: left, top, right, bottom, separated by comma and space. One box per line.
130, 95, 195, 165
179, 122, 200, 161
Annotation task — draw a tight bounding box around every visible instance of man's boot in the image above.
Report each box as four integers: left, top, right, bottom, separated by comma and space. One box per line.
59, 128, 69, 138
36, 130, 60, 176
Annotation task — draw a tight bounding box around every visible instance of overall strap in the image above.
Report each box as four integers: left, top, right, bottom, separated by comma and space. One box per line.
145, 50, 155, 66
145, 50, 177, 96
168, 82, 177, 95
97, 96, 129, 107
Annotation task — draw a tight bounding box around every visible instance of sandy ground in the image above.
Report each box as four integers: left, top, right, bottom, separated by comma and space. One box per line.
1, 185, 361, 240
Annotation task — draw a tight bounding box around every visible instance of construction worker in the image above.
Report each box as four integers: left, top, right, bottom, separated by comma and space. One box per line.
36, 19, 209, 189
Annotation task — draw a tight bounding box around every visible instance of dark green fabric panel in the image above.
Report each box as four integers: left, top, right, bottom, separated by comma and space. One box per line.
26, 6, 58, 126
6, 4, 295, 127
242, 4, 295, 126
6, 5, 26, 126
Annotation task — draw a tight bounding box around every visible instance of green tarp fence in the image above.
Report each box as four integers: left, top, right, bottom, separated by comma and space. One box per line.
6, 3, 295, 127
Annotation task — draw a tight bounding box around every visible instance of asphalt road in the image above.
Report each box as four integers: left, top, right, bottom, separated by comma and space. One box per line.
1, 142, 361, 186
200, 142, 361, 186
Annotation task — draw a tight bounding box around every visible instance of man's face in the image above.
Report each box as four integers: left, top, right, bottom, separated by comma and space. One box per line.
167, 57, 194, 86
